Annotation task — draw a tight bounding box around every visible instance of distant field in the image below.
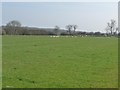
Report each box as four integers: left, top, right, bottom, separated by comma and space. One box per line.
2, 35, 118, 88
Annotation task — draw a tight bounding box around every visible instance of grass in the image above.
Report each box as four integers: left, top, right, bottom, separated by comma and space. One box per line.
2, 35, 118, 88
0, 35, 2, 89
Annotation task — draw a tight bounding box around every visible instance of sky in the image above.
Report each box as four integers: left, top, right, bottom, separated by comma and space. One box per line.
1, 0, 119, 2
1, 2, 118, 32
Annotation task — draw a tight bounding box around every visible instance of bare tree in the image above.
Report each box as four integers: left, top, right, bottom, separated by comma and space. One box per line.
54, 26, 60, 36
105, 26, 110, 36
73, 25, 78, 35
115, 27, 119, 34
66, 25, 73, 35
5, 20, 21, 35
106, 19, 116, 36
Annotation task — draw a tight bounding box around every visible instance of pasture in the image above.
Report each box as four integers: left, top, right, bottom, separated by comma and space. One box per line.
2, 35, 118, 88
0, 36, 2, 89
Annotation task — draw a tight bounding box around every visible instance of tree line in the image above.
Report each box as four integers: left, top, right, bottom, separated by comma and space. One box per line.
1, 20, 120, 37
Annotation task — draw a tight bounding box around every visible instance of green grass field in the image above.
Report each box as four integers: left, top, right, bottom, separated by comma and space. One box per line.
0, 36, 2, 89
2, 35, 118, 88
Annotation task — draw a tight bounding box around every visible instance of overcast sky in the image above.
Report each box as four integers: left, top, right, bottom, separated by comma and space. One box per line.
2, 2, 118, 32
1, 0, 119, 2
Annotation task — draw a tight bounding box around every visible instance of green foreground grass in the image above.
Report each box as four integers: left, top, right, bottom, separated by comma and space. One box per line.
0, 35, 2, 89
2, 35, 118, 88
